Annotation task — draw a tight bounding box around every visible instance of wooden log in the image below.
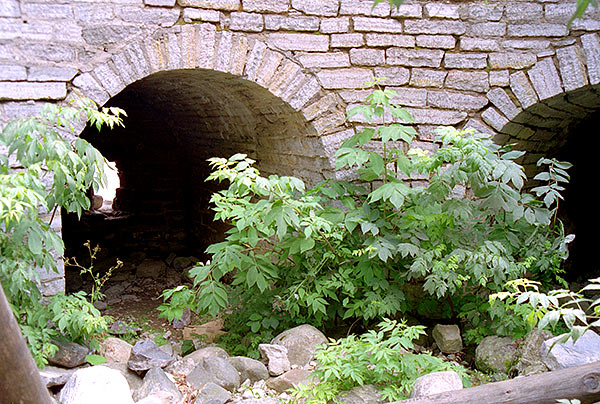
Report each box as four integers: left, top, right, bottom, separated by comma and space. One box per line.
394, 361, 600, 404
0, 282, 53, 404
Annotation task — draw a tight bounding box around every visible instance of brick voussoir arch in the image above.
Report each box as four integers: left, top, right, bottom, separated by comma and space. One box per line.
68, 24, 345, 137
481, 32, 600, 151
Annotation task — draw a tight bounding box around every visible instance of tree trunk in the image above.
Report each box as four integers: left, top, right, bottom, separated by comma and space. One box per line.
0, 282, 53, 404
395, 361, 600, 404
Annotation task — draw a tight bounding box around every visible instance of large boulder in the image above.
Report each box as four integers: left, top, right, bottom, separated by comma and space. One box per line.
409, 371, 463, 398
541, 330, 600, 370
228, 356, 269, 383
133, 367, 182, 404
514, 329, 552, 376
128, 340, 175, 372
58, 366, 134, 404
186, 357, 241, 392
184, 346, 229, 367
337, 385, 383, 404
48, 340, 89, 368
271, 325, 328, 367
475, 336, 519, 374
265, 369, 313, 393
101, 362, 144, 392
258, 344, 290, 376
432, 324, 463, 353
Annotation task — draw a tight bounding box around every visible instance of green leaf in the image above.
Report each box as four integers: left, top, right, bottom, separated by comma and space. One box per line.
85, 354, 107, 365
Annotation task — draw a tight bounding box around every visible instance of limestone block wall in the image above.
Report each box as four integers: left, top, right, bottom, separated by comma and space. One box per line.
2, 0, 600, 293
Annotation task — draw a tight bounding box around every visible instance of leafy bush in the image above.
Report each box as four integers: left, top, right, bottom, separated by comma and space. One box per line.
0, 99, 125, 366
291, 318, 469, 402
159, 83, 570, 345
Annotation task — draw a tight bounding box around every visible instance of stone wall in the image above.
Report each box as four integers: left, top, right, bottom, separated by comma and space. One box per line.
2, 0, 600, 293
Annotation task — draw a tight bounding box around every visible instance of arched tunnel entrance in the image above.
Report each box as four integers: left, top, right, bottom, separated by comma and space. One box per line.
62, 69, 326, 292
496, 84, 600, 283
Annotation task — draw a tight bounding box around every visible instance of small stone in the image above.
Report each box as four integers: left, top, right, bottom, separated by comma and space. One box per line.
475, 336, 519, 374
48, 340, 89, 368
432, 324, 463, 353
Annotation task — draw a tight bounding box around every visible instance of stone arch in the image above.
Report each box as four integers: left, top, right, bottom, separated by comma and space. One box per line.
61, 25, 349, 290
478, 32, 600, 280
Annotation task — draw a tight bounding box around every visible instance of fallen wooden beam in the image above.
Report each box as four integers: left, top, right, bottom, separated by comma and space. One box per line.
394, 361, 600, 404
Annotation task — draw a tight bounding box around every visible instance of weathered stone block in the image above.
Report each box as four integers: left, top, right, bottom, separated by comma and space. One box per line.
581, 33, 600, 85
298, 52, 349, 68
410, 371, 463, 398
268, 33, 329, 51
320, 17, 350, 33
469, 22, 506, 37
0, 0, 19, 17
507, 23, 567, 37
481, 107, 509, 131
365, 33, 415, 47
486, 87, 522, 120
446, 70, 489, 93
410, 68, 447, 88
331, 33, 364, 48
183, 8, 220, 22
465, 3, 504, 22
488, 52, 537, 69
404, 20, 466, 35
556, 45, 589, 91
350, 48, 385, 66
177, 0, 240, 10
255, 50, 283, 86
83, 24, 141, 45
374, 67, 409, 86
405, 108, 467, 125
388, 88, 426, 107
230, 12, 264, 32
428, 90, 488, 111
72, 73, 110, 105
340, 0, 390, 16
444, 53, 487, 69
265, 15, 319, 31
353, 16, 403, 33
390, 4, 422, 18
416, 35, 456, 49
144, 0, 176, 6
460, 37, 500, 51
387, 48, 444, 67
243, 0, 289, 13
317, 68, 374, 89
425, 3, 459, 19
509, 71, 538, 108
504, 3, 543, 22
292, 0, 339, 16
0, 65, 26, 81
0, 81, 67, 101
527, 58, 563, 100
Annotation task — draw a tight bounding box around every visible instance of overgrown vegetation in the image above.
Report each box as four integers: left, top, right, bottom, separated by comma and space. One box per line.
291, 318, 470, 402
0, 99, 125, 366
159, 81, 573, 362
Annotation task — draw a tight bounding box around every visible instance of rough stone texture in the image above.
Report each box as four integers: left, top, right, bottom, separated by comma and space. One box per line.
258, 344, 291, 376
265, 368, 313, 393
99, 337, 133, 364
337, 384, 383, 404
48, 340, 89, 369
2, 0, 600, 296
475, 336, 519, 374
432, 324, 463, 353
134, 367, 182, 403
39, 365, 80, 388
187, 357, 241, 392
194, 382, 232, 404
128, 339, 175, 372
271, 324, 328, 367
228, 356, 270, 383
541, 330, 600, 370
58, 366, 134, 404
515, 328, 552, 376
409, 371, 463, 398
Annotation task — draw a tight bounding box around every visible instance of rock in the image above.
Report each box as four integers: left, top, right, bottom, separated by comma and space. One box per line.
172, 308, 191, 329
48, 340, 89, 368
432, 324, 463, 353
136, 259, 166, 279
135, 391, 174, 404
99, 337, 133, 364
475, 336, 518, 374
110, 320, 141, 336
92, 194, 103, 209
229, 399, 280, 404
165, 358, 196, 376
541, 330, 600, 370
39, 365, 80, 388
515, 329, 552, 376
271, 324, 328, 367
265, 368, 312, 393
409, 370, 463, 398
133, 367, 182, 404
58, 366, 134, 404
194, 382, 232, 404
173, 256, 199, 270
101, 362, 144, 392
228, 356, 269, 383
258, 344, 290, 376
337, 384, 383, 404
128, 339, 175, 372
184, 346, 229, 366
187, 357, 241, 392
